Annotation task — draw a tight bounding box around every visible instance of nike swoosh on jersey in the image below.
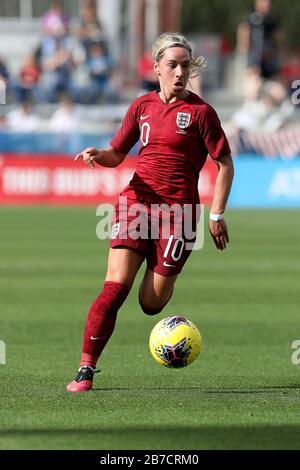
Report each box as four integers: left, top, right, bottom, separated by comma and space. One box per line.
163, 261, 176, 268
90, 336, 102, 341
140, 115, 150, 120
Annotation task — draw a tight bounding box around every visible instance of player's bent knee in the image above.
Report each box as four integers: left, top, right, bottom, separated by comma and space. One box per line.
139, 302, 165, 316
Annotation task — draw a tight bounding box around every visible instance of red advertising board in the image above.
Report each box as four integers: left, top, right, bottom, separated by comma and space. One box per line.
0, 154, 217, 205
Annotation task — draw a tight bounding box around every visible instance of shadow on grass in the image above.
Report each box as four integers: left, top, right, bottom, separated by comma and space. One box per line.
91, 385, 300, 394
1, 425, 300, 450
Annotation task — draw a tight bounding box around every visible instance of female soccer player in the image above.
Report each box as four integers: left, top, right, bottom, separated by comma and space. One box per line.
67, 33, 234, 392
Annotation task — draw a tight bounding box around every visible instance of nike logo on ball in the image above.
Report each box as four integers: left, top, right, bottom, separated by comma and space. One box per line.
163, 261, 176, 268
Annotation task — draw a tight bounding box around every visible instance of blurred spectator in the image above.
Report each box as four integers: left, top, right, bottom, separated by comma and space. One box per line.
0, 56, 11, 100
237, 0, 282, 98
49, 94, 82, 153
232, 79, 294, 132
82, 41, 115, 103
14, 54, 41, 103
38, 28, 77, 103
49, 94, 80, 132
0, 56, 10, 85
42, 0, 70, 37
138, 51, 160, 93
219, 34, 233, 87
78, 0, 106, 57
281, 50, 300, 95
0, 114, 7, 130
7, 102, 41, 132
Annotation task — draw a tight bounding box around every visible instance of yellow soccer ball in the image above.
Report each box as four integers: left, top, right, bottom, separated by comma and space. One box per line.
149, 316, 202, 368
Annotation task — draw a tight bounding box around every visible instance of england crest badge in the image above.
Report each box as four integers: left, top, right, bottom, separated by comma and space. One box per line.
176, 112, 191, 129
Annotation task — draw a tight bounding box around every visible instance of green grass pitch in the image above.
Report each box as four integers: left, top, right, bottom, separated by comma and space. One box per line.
0, 207, 300, 450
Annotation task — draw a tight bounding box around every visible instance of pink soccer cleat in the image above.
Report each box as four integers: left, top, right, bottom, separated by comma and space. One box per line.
66, 366, 99, 393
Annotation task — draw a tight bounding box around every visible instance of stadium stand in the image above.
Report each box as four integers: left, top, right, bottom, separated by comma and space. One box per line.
0, 6, 299, 159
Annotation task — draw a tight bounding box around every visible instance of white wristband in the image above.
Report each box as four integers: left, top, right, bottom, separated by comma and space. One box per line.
210, 213, 224, 222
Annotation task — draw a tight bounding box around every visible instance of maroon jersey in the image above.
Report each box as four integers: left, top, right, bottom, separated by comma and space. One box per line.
111, 91, 231, 205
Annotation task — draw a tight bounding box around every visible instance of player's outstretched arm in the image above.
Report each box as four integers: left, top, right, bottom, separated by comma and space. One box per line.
74, 146, 126, 169
209, 154, 234, 251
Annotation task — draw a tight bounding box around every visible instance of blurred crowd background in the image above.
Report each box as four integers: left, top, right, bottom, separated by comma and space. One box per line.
0, 0, 300, 158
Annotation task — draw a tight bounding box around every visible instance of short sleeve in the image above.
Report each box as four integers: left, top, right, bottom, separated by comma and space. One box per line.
198, 105, 231, 160
110, 101, 140, 155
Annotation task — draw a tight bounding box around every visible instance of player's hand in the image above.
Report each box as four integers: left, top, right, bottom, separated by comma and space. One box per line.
209, 219, 229, 251
74, 148, 101, 169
